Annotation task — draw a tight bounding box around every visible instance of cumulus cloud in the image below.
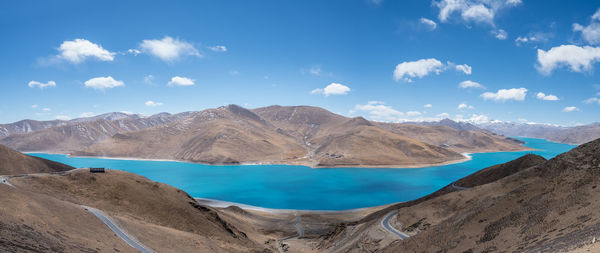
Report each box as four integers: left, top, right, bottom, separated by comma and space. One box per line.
562, 106, 580, 112
144, 75, 154, 85
393, 58, 444, 82
311, 83, 351, 96
573, 9, 600, 45
145, 100, 164, 107
56, 115, 72, 120
79, 112, 95, 117
536, 45, 600, 74
455, 64, 472, 74
167, 76, 195, 86
457, 103, 474, 109
139, 36, 201, 62
492, 29, 507, 40
536, 92, 559, 101
208, 45, 227, 52
420, 17, 437, 30
406, 111, 422, 117
424, 104, 433, 108
459, 80, 484, 89
28, 80, 56, 89
84, 76, 124, 90
459, 114, 490, 124
481, 87, 527, 101
435, 0, 521, 25
352, 101, 404, 122
393, 59, 473, 82
584, 97, 600, 104
515, 32, 553, 46
56, 39, 115, 64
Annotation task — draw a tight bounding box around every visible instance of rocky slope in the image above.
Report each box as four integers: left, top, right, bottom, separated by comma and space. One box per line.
0, 145, 270, 252
315, 138, 600, 252
0, 112, 191, 152
1, 105, 528, 167
77, 105, 527, 167
0, 144, 73, 175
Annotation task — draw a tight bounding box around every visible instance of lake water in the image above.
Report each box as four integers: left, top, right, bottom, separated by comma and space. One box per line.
29, 137, 576, 210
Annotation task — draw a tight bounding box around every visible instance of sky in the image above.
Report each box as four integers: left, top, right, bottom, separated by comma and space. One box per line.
0, 0, 599, 126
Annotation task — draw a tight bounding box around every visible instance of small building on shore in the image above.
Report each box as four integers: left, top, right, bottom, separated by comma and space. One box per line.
89, 167, 105, 173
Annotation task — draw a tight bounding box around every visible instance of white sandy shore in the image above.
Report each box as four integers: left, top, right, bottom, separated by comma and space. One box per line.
194, 197, 383, 215
25, 151, 477, 169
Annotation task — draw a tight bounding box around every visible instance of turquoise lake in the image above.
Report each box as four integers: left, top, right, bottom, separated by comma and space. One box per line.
29, 137, 576, 210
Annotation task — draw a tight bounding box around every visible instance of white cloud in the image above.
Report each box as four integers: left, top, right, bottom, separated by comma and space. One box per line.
84, 76, 124, 90
311, 83, 351, 96
536, 45, 600, 74
462, 4, 494, 24
515, 32, 553, 46
406, 111, 422, 117
562, 106, 580, 112
42, 108, 51, 112
435, 0, 520, 25
455, 64, 472, 74
208, 45, 227, 52
144, 75, 154, 84
459, 80, 484, 89
139, 36, 201, 62
28, 80, 56, 89
536, 92, 559, 101
461, 114, 490, 124
127, 49, 141, 55
393, 58, 444, 82
79, 112, 95, 117
56, 115, 72, 120
481, 87, 527, 101
437, 112, 450, 118
584, 97, 600, 104
493, 29, 507, 40
31, 104, 39, 108
145, 100, 164, 107
167, 76, 195, 86
420, 17, 437, 30
424, 104, 433, 108
309, 66, 322, 76
457, 103, 474, 109
352, 101, 404, 122
57, 39, 115, 64
573, 9, 600, 45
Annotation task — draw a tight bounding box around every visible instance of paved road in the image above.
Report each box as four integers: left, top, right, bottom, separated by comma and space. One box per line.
83, 206, 153, 253
276, 215, 303, 253
381, 210, 410, 240
0, 176, 15, 187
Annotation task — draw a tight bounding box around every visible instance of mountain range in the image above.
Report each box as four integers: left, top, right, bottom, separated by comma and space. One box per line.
2, 131, 600, 252
0, 105, 527, 168
477, 121, 600, 145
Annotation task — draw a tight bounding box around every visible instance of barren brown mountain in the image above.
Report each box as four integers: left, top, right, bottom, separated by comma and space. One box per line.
74, 105, 527, 167
311, 138, 600, 252
0, 112, 191, 152
0, 144, 73, 175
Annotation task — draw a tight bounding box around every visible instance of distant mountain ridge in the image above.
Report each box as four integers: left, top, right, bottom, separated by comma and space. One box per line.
0, 105, 529, 167
478, 121, 600, 145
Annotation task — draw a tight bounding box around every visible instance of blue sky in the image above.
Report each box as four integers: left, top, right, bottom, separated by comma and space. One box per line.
0, 0, 599, 125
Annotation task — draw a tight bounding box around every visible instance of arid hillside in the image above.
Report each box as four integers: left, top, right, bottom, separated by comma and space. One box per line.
0, 144, 73, 175
313, 138, 600, 252
0, 144, 274, 252
0, 112, 192, 152
74, 105, 526, 167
